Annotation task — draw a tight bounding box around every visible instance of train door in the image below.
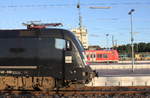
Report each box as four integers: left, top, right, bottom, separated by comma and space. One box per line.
37, 37, 66, 79
90, 52, 96, 62
38, 36, 74, 86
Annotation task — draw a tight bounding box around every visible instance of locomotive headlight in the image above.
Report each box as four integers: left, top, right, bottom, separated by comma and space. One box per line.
70, 70, 77, 74
73, 70, 77, 73
70, 71, 73, 74
82, 72, 86, 76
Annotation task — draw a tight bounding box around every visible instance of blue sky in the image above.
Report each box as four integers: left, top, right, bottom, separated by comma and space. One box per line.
0, 0, 149, 48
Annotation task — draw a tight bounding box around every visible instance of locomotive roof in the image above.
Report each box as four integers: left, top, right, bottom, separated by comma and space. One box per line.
0, 28, 75, 38
0, 28, 84, 52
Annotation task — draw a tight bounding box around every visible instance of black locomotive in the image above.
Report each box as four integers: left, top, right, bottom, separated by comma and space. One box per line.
0, 28, 94, 90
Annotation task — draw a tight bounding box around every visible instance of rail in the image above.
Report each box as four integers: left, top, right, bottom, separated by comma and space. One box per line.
1, 86, 150, 97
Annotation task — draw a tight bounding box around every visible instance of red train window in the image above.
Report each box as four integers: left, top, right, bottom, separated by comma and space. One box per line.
97, 54, 102, 58
86, 55, 89, 58
90, 54, 93, 58
103, 54, 108, 58
93, 54, 96, 58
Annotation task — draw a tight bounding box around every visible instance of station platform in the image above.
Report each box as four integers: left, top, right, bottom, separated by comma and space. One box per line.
87, 61, 150, 86
90, 61, 150, 70
87, 76, 150, 86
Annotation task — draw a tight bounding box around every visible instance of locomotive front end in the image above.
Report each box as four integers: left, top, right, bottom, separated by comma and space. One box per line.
64, 30, 95, 85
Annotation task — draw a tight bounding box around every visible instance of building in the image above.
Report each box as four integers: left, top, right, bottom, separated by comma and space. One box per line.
71, 28, 88, 49
88, 45, 101, 50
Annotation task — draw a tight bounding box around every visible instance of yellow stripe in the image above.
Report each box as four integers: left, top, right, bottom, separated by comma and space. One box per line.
0, 66, 37, 69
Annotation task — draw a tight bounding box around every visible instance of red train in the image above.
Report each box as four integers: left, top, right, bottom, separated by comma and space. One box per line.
85, 50, 119, 63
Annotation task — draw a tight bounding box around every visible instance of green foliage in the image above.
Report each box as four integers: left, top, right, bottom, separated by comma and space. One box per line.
115, 42, 150, 54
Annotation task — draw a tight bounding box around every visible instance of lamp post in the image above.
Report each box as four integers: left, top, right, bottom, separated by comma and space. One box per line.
128, 9, 135, 72
106, 34, 109, 50
112, 35, 115, 49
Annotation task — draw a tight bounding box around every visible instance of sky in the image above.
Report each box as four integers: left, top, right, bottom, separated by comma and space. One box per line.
0, 0, 149, 48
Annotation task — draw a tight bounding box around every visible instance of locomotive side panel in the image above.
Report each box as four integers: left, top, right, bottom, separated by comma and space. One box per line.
0, 31, 65, 79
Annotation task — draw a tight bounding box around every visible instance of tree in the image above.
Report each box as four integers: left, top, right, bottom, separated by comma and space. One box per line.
115, 42, 150, 54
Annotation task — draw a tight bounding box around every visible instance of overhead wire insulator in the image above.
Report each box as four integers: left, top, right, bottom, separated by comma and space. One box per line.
77, 3, 80, 8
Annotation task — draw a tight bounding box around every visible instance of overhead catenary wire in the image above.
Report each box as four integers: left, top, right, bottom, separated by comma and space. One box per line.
0, 4, 74, 8
0, 2, 149, 8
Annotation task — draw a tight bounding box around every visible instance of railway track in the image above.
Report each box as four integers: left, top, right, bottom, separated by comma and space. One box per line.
1, 86, 150, 97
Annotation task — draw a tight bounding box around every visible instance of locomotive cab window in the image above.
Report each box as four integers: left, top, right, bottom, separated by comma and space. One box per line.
55, 38, 66, 50
55, 38, 72, 51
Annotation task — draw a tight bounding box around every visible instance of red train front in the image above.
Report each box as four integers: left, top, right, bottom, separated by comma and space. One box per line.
85, 50, 119, 63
